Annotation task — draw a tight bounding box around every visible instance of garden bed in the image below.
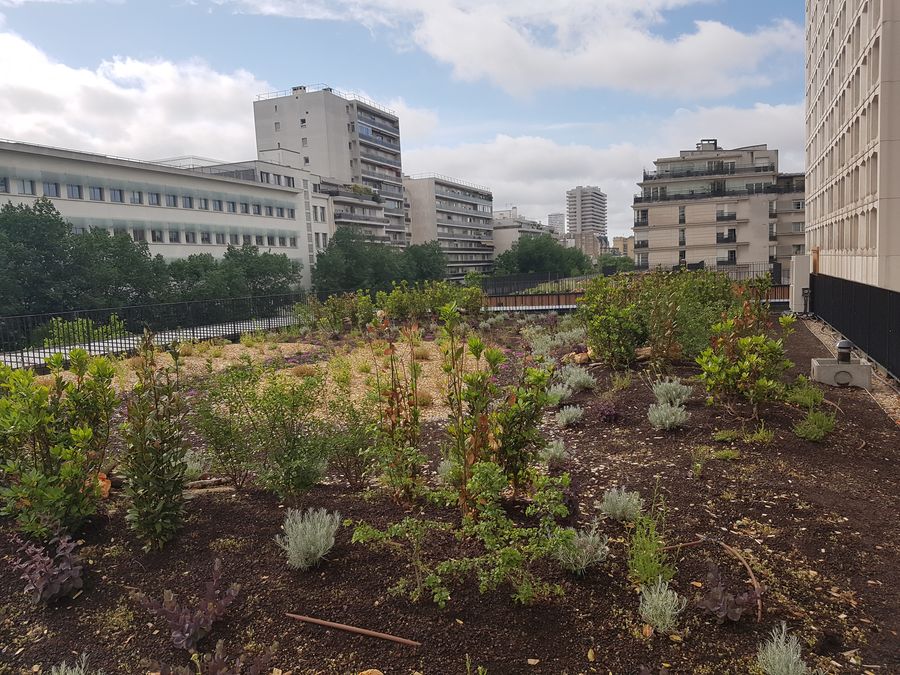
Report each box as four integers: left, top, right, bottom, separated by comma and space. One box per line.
1, 319, 899, 674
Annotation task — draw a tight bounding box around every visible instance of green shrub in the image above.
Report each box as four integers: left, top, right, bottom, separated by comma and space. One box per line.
793, 409, 836, 442
628, 496, 673, 586
578, 275, 645, 368
757, 623, 811, 675
713, 428, 741, 442
744, 422, 774, 444
647, 403, 689, 431
555, 521, 609, 575
639, 579, 687, 633
50, 654, 103, 675
556, 364, 595, 392
275, 508, 341, 571
121, 335, 189, 551
493, 365, 551, 491
546, 383, 573, 406
651, 377, 692, 407
540, 440, 567, 468
0, 349, 116, 538
556, 405, 584, 428
785, 375, 824, 409
599, 487, 643, 523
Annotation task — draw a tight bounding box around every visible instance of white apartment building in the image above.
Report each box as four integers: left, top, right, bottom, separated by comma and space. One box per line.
632, 140, 805, 281
805, 0, 899, 291
404, 174, 494, 280
0, 139, 331, 288
566, 186, 608, 257
547, 212, 565, 238
254, 85, 408, 247
492, 207, 551, 255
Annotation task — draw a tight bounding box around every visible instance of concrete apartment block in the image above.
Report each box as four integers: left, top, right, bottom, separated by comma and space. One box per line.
566, 186, 608, 258
805, 0, 900, 291
492, 207, 553, 256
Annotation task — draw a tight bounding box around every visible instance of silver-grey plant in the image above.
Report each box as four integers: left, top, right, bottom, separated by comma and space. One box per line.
547, 383, 573, 406
648, 402, 690, 430
557, 364, 595, 392
651, 376, 693, 407
275, 507, 341, 571
639, 579, 687, 634
555, 520, 609, 575
757, 623, 811, 675
598, 486, 643, 523
556, 405, 584, 428
51, 655, 103, 675
540, 439, 567, 466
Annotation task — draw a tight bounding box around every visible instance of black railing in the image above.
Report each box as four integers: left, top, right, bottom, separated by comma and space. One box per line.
716, 232, 737, 244
635, 240, 649, 249
642, 163, 776, 181
634, 184, 791, 204
716, 212, 738, 222
810, 274, 899, 379
0, 294, 306, 370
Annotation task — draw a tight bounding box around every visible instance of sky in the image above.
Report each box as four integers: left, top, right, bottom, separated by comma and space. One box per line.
0, 0, 806, 237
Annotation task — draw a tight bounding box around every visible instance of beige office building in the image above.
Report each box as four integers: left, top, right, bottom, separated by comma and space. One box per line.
805, 0, 899, 291
566, 186, 608, 258
254, 85, 408, 247
632, 140, 804, 280
404, 174, 494, 279
0, 140, 331, 288
492, 207, 551, 255
613, 235, 635, 258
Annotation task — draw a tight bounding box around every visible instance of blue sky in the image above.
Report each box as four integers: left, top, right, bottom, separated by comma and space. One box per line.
0, 0, 807, 235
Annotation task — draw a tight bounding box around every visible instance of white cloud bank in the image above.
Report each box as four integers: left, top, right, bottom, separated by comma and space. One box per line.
218, 0, 803, 98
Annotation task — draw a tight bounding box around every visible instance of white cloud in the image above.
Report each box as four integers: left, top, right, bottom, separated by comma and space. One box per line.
219, 0, 802, 97
0, 0, 112, 6
387, 97, 438, 142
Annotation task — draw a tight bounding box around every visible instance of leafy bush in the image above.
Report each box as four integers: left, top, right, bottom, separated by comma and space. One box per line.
628, 496, 673, 586
493, 364, 551, 491
599, 487, 643, 523
122, 336, 188, 551
647, 403, 689, 431
556, 405, 584, 428
50, 654, 103, 675
786, 376, 825, 410
555, 521, 609, 575
37, 314, 128, 348
757, 623, 810, 675
275, 508, 341, 571
546, 383, 573, 406
11, 531, 83, 604
540, 440, 568, 469
793, 409, 836, 442
639, 579, 687, 633
651, 377, 692, 407
578, 275, 645, 368
698, 560, 761, 624
556, 364, 595, 392
133, 559, 240, 652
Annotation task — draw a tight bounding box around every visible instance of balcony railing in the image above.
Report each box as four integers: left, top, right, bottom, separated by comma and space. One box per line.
716, 258, 737, 266
333, 211, 390, 224
356, 111, 400, 135
769, 232, 778, 241
716, 232, 737, 244
634, 184, 787, 204
716, 212, 738, 222
361, 168, 402, 183
359, 150, 401, 168
434, 187, 492, 206
358, 134, 401, 152
642, 163, 776, 181
635, 240, 649, 249
634, 219, 649, 227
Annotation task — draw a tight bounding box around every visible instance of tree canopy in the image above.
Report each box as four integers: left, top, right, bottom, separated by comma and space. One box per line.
493, 234, 594, 277
0, 198, 304, 316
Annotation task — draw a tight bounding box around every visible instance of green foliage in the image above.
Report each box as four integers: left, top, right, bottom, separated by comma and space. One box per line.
745, 422, 774, 444
651, 377, 692, 407
628, 494, 674, 586
376, 280, 483, 323
555, 520, 609, 575
50, 654, 103, 675
555, 405, 584, 428
757, 623, 811, 675
121, 335, 188, 551
37, 314, 128, 348
492, 365, 551, 491
639, 579, 687, 633
539, 439, 568, 469
599, 486, 644, 523
647, 402, 690, 431
785, 376, 825, 410
610, 370, 633, 393
793, 409, 836, 442
578, 275, 646, 368
713, 428, 742, 442
690, 445, 712, 478
0, 349, 116, 538
546, 383, 573, 406
275, 508, 341, 571
712, 448, 741, 461
556, 364, 595, 392
493, 234, 593, 277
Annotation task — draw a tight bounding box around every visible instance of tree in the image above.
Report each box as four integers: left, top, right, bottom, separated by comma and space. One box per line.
596, 254, 635, 273
494, 234, 593, 277
401, 241, 447, 282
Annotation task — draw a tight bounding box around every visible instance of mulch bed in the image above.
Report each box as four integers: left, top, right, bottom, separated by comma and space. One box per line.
1, 319, 899, 674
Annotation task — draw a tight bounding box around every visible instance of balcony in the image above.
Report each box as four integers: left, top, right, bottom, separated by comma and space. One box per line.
769, 232, 778, 241
716, 212, 738, 222
635, 240, 649, 249
634, 219, 649, 228
333, 211, 390, 224
434, 187, 492, 206
717, 258, 737, 266
356, 111, 400, 135
634, 184, 786, 204
359, 150, 401, 168
358, 134, 401, 152
642, 163, 776, 181
360, 169, 402, 185
716, 232, 737, 244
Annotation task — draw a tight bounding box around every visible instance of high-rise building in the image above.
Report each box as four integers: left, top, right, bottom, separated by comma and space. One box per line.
547, 212, 565, 238
805, 0, 898, 291
632, 140, 804, 280
404, 174, 494, 279
566, 186, 608, 257
492, 207, 551, 255
613, 235, 635, 259
254, 85, 408, 247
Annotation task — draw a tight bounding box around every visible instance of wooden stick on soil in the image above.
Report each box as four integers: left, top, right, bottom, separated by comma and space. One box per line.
285, 613, 421, 647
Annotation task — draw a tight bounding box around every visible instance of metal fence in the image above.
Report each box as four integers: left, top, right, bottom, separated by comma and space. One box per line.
809, 273, 899, 379
0, 294, 306, 370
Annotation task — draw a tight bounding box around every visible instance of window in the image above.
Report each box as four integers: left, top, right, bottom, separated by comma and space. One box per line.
16, 179, 36, 195
288, 208, 295, 219
151, 229, 164, 243
67, 184, 83, 199
148, 192, 161, 206
315, 232, 321, 249
278, 236, 286, 247
242, 234, 251, 245
133, 229, 146, 242
678, 228, 686, 246
130, 191, 143, 204
274, 122, 281, 131
267, 235, 276, 246
260, 171, 271, 184
229, 234, 240, 245
301, 137, 308, 147
678, 206, 685, 225
0, 177, 8, 193
215, 233, 226, 245
289, 236, 297, 247
110, 189, 124, 203
212, 199, 223, 211
169, 230, 181, 243
182, 196, 193, 209
274, 174, 283, 185
89, 186, 104, 201
255, 235, 264, 245
792, 244, 805, 255
240, 202, 250, 214
303, 156, 310, 165
253, 204, 262, 215
201, 231, 211, 244
185, 231, 197, 244
226, 201, 237, 213
43, 182, 60, 198
276, 207, 285, 217
300, 117, 307, 127
165, 194, 178, 207
198, 197, 209, 210
321, 233, 328, 248
792, 222, 805, 233
265, 206, 274, 216
793, 200, 805, 210
285, 177, 295, 188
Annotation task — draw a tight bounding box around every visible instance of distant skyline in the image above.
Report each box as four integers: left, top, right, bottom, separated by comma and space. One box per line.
0, 0, 805, 237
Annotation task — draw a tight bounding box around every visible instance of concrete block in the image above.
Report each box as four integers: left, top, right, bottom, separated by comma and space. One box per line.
811, 357, 873, 390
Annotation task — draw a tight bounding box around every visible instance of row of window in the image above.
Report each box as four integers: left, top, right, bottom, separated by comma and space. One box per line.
119, 227, 299, 248
0, 178, 296, 220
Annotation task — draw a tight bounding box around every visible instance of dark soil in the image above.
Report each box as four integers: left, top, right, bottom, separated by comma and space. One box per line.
2, 319, 899, 674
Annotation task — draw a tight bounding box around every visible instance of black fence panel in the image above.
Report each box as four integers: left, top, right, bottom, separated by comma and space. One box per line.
0, 293, 307, 370
810, 273, 899, 379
